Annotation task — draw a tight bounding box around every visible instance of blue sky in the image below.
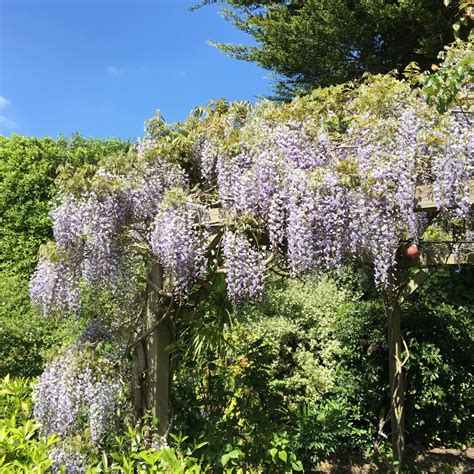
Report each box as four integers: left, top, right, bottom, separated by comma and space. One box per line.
0, 0, 270, 140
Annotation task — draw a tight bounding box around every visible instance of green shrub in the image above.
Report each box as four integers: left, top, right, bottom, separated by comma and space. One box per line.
86, 424, 212, 473
334, 295, 474, 452
172, 276, 355, 469
173, 268, 473, 467
0, 273, 80, 378
403, 302, 474, 448
0, 375, 58, 473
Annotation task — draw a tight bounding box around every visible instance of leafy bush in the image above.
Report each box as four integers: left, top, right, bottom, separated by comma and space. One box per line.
0, 273, 79, 378
403, 302, 474, 448
0, 375, 58, 473
334, 290, 474, 453
423, 34, 473, 113
172, 276, 355, 469
89, 429, 211, 473
173, 266, 473, 468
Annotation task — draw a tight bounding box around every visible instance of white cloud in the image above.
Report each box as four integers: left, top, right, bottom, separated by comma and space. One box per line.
176, 69, 187, 80
0, 96, 11, 109
0, 115, 18, 129
105, 65, 123, 76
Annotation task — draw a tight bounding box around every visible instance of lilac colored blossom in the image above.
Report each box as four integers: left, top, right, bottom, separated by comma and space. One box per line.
216, 148, 256, 211
34, 345, 118, 445
432, 122, 472, 218
50, 196, 88, 255
127, 162, 187, 223
48, 444, 89, 474
136, 136, 157, 157
222, 231, 266, 300
150, 201, 209, 294
32, 81, 473, 309
193, 137, 219, 182
30, 258, 80, 316
274, 122, 331, 170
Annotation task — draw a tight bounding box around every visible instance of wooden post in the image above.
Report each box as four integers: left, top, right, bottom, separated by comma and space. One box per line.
144, 314, 171, 435
386, 263, 432, 468
132, 262, 172, 436
387, 297, 406, 468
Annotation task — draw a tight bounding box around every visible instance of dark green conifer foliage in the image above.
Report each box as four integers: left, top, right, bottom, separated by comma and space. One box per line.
199, 0, 468, 98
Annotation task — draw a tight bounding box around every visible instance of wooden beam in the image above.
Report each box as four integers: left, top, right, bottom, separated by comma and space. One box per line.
423, 252, 474, 266
398, 268, 432, 305
206, 180, 473, 220
400, 252, 474, 269
414, 179, 474, 212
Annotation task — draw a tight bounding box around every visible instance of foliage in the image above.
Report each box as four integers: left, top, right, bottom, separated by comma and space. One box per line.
197, 0, 468, 98
0, 375, 58, 473
0, 273, 80, 378
173, 267, 473, 467
88, 428, 211, 473
334, 288, 474, 453
172, 276, 356, 469
292, 398, 355, 469
402, 301, 474, 448
444, 0, 474, 39
423, 33, 474, 113
236, 276, 352, 408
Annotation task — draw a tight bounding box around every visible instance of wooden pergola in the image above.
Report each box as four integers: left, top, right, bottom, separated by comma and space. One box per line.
388, 179, 474, 468
206, 179, 473, 469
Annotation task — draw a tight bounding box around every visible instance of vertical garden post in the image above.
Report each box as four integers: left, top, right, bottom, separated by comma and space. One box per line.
387, 293, 406, 468
135, 262, 172, 436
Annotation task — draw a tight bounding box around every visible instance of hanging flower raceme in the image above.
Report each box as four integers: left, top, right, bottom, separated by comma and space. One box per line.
150, 199, 209, 295
33, 321, 120, 471
432, 121, 472, 218
33, 345, 118, 445
222, 231, 266, 300
127, 161, 188, 224
30, 257, 80, 316
49, 189, 128, 288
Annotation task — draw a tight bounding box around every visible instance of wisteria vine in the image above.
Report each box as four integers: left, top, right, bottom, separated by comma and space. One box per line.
34, 324, 118, 440
30, 76, 472, 315
28, 67, 472, 474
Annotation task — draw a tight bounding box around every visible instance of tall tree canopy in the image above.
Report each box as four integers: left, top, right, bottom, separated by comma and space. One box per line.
199, 0, 469, 98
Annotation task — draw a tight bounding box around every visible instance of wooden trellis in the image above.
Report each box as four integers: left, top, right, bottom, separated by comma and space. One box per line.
206, 179, 474, 470
388, 179, 474, 468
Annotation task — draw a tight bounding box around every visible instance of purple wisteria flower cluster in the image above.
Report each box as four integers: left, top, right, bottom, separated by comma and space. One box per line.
33, 345, 118, 445
193, 95, 472, 289
150, 201, 209, 295
31, 77, 473, 310
48, 444, 89, 474
30, 160, 188, 315
222, 231, 266, 300
29, 258, 80, 316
